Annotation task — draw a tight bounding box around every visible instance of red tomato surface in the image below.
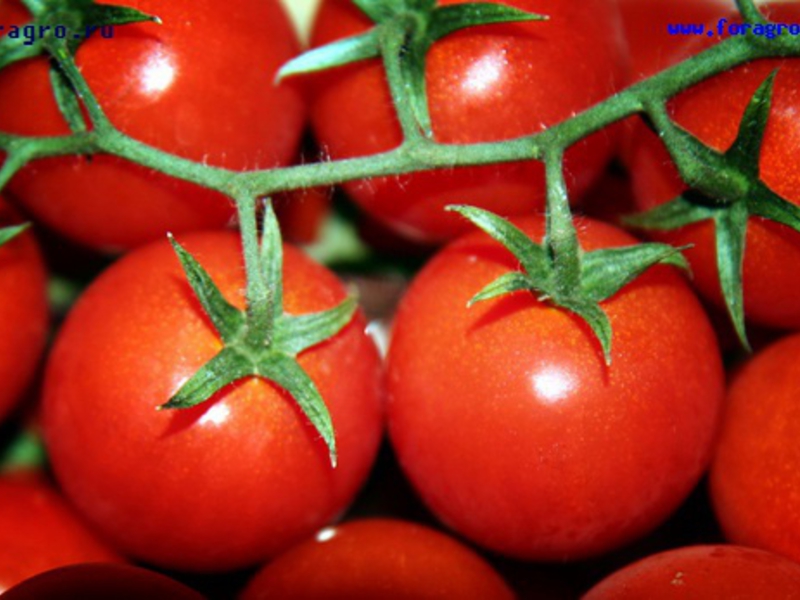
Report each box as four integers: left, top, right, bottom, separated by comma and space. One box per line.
308, 0, 625, 244
0, 473, 122, 594
582, 544, 800, 599
386, 216, 724, 560
240, 518, 514, 599
0, 199, 48, 424
0, 0, 305, 252
2, 564, 204, 600
630, 3, 800, 329
42, 231, 383, 572
710, 332, 800, 564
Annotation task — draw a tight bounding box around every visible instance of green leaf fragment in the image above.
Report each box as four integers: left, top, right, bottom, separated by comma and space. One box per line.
0, 223, 29, 247
428, 3, 546, 41
277, 30, 380, 82
0, 35, 43, 70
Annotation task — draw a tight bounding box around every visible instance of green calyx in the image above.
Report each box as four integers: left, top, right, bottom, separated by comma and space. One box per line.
277, 1, 545, 139
448, 204, 688, 366
160, 203, 356, 468
626, 71, 800, 350
0, 223, 29, 247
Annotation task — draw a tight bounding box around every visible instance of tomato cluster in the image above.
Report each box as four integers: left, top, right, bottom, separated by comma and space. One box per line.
3, 0, 800, 597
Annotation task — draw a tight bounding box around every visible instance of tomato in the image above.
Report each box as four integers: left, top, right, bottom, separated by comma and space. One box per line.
308, 0, 625, 244
41, 231, 383, 572
0, 198, 48, 424
0, 0, 305, 252
240, 518, 514, 599
2, 564, 203, 600
386, 216, 724, 560
629, 3, 800, 329
0, 473, 122, 594
709, 332, 800, 564
582, 544, 800, 599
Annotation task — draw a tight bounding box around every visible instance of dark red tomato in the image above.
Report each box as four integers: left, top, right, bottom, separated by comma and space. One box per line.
309, 0, 625, 244
0, 473, 122, 594
0, 198, 48, 424
42, 231, 383, 572
386, 216, 724, 561
0, 0, 305, 252
240, 518, 515, 599
582, 544, 800, 599
710, 332, 800, 564
2, 564, 203, 600
630, 3, 800, 329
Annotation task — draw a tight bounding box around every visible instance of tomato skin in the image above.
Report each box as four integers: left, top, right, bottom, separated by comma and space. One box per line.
0, 199, 48, 424
709, 332, 800, 564
0, 474, 122, 594
2, 564, 204, 600
240, 518, 514, 600
309, 0, 624, 244
42, 231, 383, 572
630, 4, 800, 329
386, 216, 724, 560
0, 0, 305, 252
582, 544, 800, 599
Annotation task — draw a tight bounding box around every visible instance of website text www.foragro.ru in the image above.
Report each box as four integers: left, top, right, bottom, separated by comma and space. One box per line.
0, 23, 115, 46
668, 18, 800, 39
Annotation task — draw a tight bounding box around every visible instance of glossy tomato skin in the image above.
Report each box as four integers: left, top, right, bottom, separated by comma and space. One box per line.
582, 544, 800, 599
42, 231, 383, 572
309, 0, 624, 244
709, 332, 800, 564
0, 198, 48, 424
0, 473, 122, 594
2, 564, 204, 600
0, 0, 305, 252
630, 4, 800, 329
240, 518, 515, 600
386, 216, 724, 561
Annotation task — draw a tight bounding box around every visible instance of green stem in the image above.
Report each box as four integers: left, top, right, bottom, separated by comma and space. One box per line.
236, 194, 273, 345
379, 17, 424, 143
543, 149, 579, 294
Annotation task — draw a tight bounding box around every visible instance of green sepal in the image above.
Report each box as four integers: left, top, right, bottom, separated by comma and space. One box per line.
276, 30, 380, 82
352, 0, 396, 22
726, 70, 776, 174
428, 3, 547, 41
168, 235, 245, 344
0, 36, 43, 70
469, 271, 533, 306
560, 299, 613, 365
714, 202, 750, 351
0, 223, 29, 247
49, 66, 87, 133
259, 353, 337, 467
275, 297, 357, 357
623, 194, 716, 230
748, 186, 800, 230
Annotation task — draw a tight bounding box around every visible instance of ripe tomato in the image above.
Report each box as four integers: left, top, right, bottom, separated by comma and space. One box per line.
42, 231, 383, 572
240, 518, 514, 599
308, 0, 625, 244
0, 473, 122, 594
0, 198, 48, 424
710, 332, 800, 564
582, 544, 800, 599
2, 564, 203, 600
629, 3, 800, 329
0, 0, 305, 252
386, 216, 724, 560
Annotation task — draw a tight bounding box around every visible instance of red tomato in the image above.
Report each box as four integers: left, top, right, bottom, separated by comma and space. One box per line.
582, 544, 800, 599
0, 0, 305, 252
0, 198, 48, 424
629, 3, 800, 329
710, 332, 800, 564
308, 0, 625, 244
386, 216, 724, 560
42, 231, 383, 572
0, 473, 122, 594
2, 564, 203, 600
240, 518, 515, 599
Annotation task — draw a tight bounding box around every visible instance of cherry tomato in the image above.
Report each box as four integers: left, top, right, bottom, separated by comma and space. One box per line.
710, 332, 800, 564
2, 564, 203, 600
0, 0, 305, 252
240, 518, 514, 599
0, 198, 48, 424
629, 3, 800, 329
42, 231, 383, 572
308, 0, 625, 244
386, 216, 724, 560
583, 544, 800, 599
0, 473, 122, 594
